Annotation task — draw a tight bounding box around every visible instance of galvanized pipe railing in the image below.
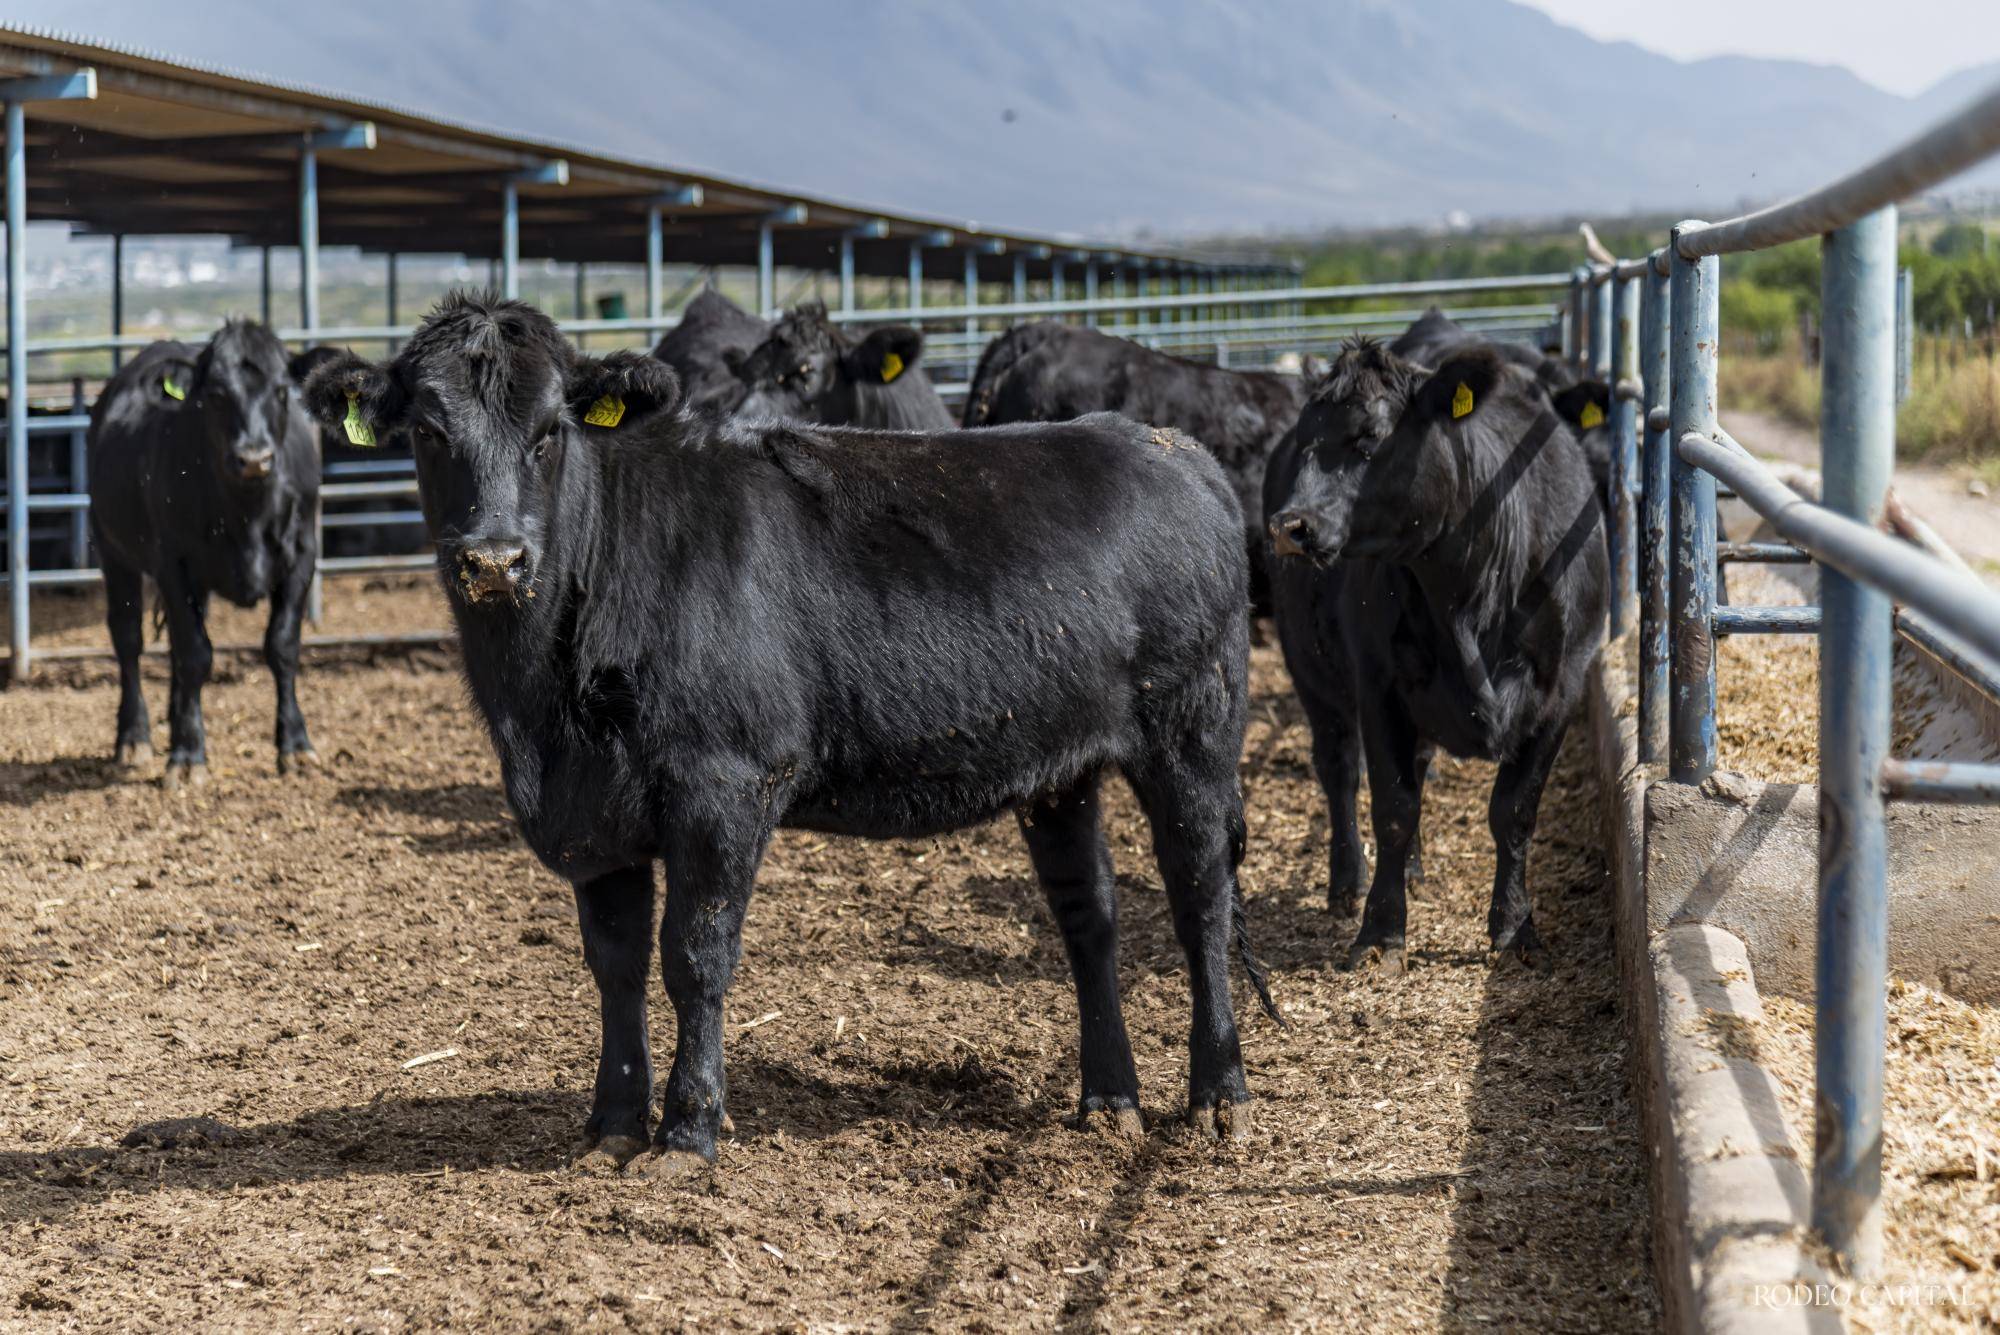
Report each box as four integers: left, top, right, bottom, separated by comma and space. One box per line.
1, 273, 1567, 663
1630, 72, 2000, 1279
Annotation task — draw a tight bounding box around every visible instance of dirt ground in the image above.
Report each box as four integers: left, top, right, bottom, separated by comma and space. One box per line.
1758, 985, 2000, 1331
1, 589, 1657, 1332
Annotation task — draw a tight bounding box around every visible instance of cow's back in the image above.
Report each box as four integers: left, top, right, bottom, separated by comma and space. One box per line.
88, 340, 193, 568
653, 289, 766, 414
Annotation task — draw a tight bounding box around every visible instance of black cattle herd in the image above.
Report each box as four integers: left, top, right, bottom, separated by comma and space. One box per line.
82, 287, 1609, 1170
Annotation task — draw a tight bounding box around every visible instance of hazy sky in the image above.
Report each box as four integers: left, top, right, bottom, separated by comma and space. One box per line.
1519, 0, 2000, 96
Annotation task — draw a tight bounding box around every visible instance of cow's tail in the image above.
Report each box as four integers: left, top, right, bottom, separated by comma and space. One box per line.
1228, 808, 1283, 1025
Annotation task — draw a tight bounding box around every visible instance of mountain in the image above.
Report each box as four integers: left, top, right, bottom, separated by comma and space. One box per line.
1912, 59, 2000, 125
4, 0, 1997, 236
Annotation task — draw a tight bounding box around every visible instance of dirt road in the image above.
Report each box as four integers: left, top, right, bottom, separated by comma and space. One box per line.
1723, 409, 2000, 584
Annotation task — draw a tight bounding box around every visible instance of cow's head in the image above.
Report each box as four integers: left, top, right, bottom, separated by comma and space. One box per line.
1550, 379, 1610, 435
158, 320, 307, 485
724, 302, 924, 425
302, 292, 679, 610
1268, 338, 1511, 564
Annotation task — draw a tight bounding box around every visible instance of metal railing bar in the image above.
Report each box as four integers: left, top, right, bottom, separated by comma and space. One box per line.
322, 479, 419, 501
33, 628, 457, 661
320, 510, 423, 529
1713, 605, 1822, 634
1678, 427, 2000, 681
1880, 758, 2000, 804
1718, 541, 1812, 563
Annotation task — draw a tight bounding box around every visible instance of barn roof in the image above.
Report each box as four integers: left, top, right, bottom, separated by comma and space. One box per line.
0, 25, 1279, 283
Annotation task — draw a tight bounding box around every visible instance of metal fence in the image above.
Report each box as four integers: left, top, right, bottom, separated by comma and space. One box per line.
0, 274, 1564, 671
1575, 79, 2000, 1278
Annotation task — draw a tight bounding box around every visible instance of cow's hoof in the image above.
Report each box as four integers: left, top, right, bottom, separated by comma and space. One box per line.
114, 740, 154, 770
1076, 1102, 1145, 1140
1343, 936, 1405, 977
627, 1148, 714, 1182
1327, 887, 1360, 919
161, 761, 208, 792
1189, 1100, 1251, 1143
1489, 922, 1550, 974
570, 1133, 648, 1174
276, 746, 320, 776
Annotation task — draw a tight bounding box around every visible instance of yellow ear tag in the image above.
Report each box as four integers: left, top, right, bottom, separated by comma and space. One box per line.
1451, 382, 1474, 419
583, 395, 626, 428
342, 391, 377, 448
1579, 402, 1605, 430
880, 351, 905, 384
162, 376, 185, 402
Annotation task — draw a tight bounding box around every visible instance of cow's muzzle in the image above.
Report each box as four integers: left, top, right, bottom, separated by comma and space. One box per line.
1268, 511, 1319, 560
233, 446, 276, 480
455, 539, 530, 602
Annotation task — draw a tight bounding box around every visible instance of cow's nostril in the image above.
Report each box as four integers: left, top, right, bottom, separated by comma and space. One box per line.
1269, 512, 1314, 559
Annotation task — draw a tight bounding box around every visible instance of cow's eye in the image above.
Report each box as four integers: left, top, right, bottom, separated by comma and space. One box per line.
798, 362, 812, 378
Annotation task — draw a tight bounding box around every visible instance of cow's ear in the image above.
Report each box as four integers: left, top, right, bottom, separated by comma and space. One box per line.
148, 354, 203, 405
721, 346, 749, 378
286, 345, 346, 388
303, 351, 402, 448
1551, 380, 1610, 431
845, 325, 923, 385
1415, 347, 1507, 424
566, 350, 681, 431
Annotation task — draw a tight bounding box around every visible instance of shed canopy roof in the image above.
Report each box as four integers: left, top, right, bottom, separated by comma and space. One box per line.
0, 26, 1282, 284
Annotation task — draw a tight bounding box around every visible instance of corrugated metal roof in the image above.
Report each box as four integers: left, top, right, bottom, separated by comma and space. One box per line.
0, 25, 1282, 280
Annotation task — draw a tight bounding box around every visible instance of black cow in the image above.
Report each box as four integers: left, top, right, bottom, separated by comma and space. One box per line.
963, 321, 1307, 608
650, 287, 768, 417
1398, 308, 1620, 530
304, 292, 1273, 1171
724, 301, 952, 429
87, 320, 322, 787
1391, 307, 1578, 396
1264, 337, 1606, 970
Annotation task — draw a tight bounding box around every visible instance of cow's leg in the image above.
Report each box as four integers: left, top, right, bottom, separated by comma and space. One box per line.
158, 569, 213, 790
645, 809, 770, 1174
1486, 720, 1568, 968
263, 552, 316, 772
1126, 757, 1254, 1142
103, 559, 152, 768
1347, 698, 1425, 976
1405, 744, 1435, 887
1019, 777, 1141, 1137
1274, 609, 1369, 915
571, 863, 657, 1169
1298, 686, 1367, 918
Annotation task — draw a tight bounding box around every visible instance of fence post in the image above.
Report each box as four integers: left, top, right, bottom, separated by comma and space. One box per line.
1894, 265, 1913, 404
1590, 269, 1613, 380
68, 379, 88, 568
1569, 266, 1590, 372
5, 99, 24, 680
1812, 204, 1896, 1280
303, 143, 325, 625
1607, 272, 1641, 636
1668, 224, 1718, 784
1639, 251, 1673, 764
